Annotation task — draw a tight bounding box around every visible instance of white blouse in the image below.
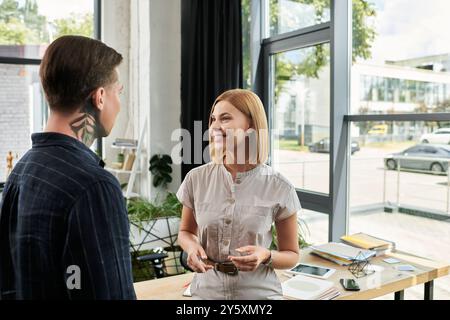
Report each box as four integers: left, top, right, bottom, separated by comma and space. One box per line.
176, 162, 302, 300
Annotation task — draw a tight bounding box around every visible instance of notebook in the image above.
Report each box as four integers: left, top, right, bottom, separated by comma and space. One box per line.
282, 275, 340, 300
310, 250, 353, 266
341, 233, 395, 251
311, 242, 376, 261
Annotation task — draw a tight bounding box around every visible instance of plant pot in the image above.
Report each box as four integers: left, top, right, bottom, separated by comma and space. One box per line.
130, 216, 180, 253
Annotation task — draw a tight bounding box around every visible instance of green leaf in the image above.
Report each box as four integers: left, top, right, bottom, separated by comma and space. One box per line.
149, 166, 161, 174
159, 166, 172, 174
149, 155, 160, 166
153, 175, 162, 188
160, 172, 172, 181
162, 155, 173, 164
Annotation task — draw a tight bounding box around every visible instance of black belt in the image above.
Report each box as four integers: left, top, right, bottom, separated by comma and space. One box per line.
205, 259, 239, 276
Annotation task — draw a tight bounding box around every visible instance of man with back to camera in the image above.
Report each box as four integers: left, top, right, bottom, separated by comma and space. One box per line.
0, 35, 136, 299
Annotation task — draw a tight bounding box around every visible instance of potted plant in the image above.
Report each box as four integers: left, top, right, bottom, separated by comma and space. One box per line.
128, 192, 180, 241
149, 154, 173, 189
127, 154, 185, 275
270, 218, 311, 250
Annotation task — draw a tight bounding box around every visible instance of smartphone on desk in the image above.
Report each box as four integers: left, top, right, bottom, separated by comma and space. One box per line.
340, 278, 360, 291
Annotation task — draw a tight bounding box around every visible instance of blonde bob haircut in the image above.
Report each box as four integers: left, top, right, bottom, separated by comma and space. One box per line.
208, 89, 269, 164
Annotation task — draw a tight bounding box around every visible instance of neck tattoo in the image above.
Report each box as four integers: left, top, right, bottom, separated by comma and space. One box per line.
70, 97, 107, 146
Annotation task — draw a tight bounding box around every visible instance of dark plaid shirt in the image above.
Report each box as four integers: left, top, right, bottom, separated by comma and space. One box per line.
0, 132, 136, 300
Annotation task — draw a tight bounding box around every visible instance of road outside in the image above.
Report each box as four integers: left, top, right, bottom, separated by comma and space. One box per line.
274, 143, 450, 214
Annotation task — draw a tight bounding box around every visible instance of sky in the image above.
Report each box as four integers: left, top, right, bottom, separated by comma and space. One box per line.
365, 0, 450, 64
275, 0, 450, 66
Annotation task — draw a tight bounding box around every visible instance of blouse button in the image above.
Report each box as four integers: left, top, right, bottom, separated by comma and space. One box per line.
223, 240, 230, 246
225, 219, 232, 225
229, 198, 235, 204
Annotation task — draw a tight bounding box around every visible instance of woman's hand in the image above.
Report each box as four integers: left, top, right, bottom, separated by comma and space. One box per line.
227, 246, 271, 272
187, 245, 214, 273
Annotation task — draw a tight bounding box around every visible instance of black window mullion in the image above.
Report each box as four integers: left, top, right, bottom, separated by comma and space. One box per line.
0, 57, 41, 65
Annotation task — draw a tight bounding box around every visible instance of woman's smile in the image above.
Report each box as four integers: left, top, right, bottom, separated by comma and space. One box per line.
212, 130, 227, 142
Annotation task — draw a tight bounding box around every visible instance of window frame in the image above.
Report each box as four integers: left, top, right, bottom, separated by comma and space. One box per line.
251, 0, 352, 241
262, 23, 331, 211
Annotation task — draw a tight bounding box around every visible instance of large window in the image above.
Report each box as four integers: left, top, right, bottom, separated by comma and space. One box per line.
0, 0, 96, 59
267, 0, 330, 37
271, 43, 330, 194
249, 0, 333, 243
346, 0, 450, 299
0, 0, 99, 183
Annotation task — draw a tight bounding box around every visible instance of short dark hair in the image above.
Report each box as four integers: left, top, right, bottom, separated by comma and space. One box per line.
39, 35, 123, 113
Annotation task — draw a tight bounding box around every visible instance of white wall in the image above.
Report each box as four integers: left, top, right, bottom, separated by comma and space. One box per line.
148, 0, 182, 198
102, 0, 181, 200
102, 0, 131, 170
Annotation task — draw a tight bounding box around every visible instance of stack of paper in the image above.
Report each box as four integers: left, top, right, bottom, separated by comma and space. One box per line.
282, 275, 340, 300
310, 242, 376, 266
341, 233, 395, 256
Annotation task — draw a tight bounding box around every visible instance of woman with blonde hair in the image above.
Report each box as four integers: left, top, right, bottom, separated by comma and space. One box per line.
177, 89, 301, 300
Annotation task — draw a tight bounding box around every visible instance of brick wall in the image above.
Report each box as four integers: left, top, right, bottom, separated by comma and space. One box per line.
0, 64, 33, 182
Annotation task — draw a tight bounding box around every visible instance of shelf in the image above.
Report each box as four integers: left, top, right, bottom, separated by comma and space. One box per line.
105, 167, 141, 174
111, 145, 138, 150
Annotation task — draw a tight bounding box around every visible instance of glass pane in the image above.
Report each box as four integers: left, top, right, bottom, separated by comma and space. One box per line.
349, 120, 450, 299
242, 0, 252, 89
268, 0, 330, 37
0, 0, 95, 59
0, 64, 47, 182
300, 209, 328, 246
351, 0, 450, 114
271, 43, 330, 194
350, 120, 450, 214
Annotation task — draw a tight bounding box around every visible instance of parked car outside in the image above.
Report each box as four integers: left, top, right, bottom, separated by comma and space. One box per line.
420, 128, 450, 144
384, 144, 450, 175
308, 138, 360, 155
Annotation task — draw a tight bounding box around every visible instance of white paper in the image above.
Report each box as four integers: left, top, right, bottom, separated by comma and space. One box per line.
383, 258, 401, 264
182, 284, 192, 297
282, 274, 337, 300
396, 264, 416, 271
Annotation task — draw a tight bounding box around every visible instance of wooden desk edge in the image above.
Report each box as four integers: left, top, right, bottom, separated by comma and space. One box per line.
134, 250, 450, 300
